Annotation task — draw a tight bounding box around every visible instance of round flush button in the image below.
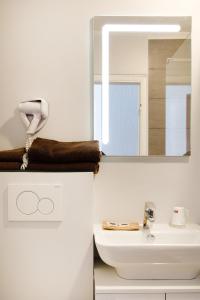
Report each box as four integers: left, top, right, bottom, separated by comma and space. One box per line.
38, 198, 54, 215
16, 191, 39, 215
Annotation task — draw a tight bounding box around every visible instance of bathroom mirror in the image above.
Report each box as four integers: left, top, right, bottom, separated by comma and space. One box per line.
92, 16, 191, 156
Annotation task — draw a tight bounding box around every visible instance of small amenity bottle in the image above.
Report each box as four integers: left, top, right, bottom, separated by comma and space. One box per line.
170, 206, 186, 227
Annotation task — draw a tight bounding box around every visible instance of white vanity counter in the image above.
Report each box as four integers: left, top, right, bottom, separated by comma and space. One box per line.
95, 261, 200, 299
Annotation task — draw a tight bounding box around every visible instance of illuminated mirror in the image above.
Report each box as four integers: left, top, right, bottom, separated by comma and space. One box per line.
93, 16, 191, 156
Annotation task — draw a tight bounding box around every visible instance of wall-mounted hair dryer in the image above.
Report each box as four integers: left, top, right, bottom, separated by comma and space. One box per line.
18, 99, 49, 170
18, 99, 48, 135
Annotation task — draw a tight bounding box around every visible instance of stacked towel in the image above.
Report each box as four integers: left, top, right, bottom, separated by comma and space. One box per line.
0, 148, 24, 170
0, 138, 101, 173
29, 138, 100, 164
0, 148, 24, 162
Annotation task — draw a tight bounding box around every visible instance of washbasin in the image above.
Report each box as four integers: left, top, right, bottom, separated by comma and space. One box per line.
94, 223, 200, 280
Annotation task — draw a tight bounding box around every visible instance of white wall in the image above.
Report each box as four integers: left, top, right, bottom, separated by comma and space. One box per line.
0, 173, 93, 300
110, 35, 148, 75
0, 0, 200, 225
94, 32, 148, 75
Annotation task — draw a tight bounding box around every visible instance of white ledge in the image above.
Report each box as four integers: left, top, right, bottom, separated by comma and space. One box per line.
95, 261, 200, 294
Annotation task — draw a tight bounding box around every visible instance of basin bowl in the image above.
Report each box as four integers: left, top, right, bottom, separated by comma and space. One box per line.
94, 223, 200, 280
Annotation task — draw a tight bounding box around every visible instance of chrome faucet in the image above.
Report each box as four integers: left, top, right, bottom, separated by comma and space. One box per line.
143, 201, 155, 229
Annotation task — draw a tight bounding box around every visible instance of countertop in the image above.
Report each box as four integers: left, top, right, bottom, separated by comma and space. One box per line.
94, 260, 200, 294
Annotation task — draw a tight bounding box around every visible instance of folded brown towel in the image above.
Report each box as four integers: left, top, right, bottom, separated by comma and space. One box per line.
0, 138, 100, 173
28, 138, 101, 164
0, 148, 25, 162
27, 162, 99, 173
0, 162, 99, 173
0, 162, 22, 170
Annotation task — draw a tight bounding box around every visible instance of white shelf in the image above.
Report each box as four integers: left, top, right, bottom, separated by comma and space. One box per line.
95, 261, 200, 294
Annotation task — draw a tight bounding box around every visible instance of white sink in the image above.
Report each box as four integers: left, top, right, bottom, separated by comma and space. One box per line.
94, 223, 200, 280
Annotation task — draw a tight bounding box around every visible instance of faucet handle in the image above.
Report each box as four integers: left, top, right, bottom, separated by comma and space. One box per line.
145, 207, 154, 214
145, 208, 155, 221
144, 201, 155, 225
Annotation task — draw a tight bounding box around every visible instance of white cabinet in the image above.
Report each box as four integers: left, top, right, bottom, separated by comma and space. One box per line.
96, 294, 165, 300
166, 293, 200, 300
96, 292, 200, 300
94, 263, 200, 300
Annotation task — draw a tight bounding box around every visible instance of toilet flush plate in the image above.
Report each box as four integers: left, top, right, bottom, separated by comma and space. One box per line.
8, 184, 63, 221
